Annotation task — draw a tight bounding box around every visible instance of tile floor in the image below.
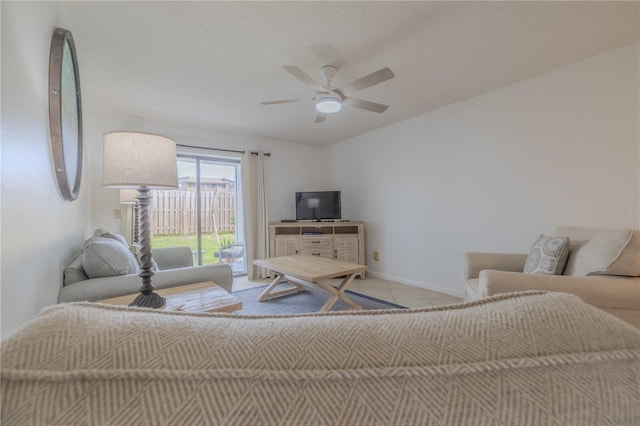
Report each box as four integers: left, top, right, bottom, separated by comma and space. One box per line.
232, 275, 463, 309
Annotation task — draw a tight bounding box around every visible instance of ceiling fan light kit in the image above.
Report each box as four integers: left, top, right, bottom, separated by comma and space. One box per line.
316, 94, 342, 113
262, 64, 395, 122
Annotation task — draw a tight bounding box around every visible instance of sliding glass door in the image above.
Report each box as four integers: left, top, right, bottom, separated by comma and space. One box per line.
150, 154, 246, 276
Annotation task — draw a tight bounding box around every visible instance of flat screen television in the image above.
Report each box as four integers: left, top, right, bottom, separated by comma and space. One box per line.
295, 191, 341, 221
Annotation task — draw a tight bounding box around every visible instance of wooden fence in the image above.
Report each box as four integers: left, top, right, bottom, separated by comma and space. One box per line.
151, 191, 235, 236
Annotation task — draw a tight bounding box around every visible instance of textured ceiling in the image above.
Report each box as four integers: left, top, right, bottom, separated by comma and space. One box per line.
64, 1, 639, 146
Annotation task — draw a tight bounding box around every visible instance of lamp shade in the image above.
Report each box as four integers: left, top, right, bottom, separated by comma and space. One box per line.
102, 131, 178, 189
119, 189, 139, 204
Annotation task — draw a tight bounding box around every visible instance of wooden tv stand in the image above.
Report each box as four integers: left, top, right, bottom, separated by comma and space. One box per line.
269, 221, 366, 278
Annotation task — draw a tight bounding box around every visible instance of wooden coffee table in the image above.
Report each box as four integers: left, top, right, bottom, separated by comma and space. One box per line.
252, 255, 368, 312
98, 281, 242, 313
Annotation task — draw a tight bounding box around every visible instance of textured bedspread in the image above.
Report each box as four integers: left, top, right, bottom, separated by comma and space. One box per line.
2, 291, 640, 425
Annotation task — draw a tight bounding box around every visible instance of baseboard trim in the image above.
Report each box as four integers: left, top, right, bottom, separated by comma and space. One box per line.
367, 271, 465, 298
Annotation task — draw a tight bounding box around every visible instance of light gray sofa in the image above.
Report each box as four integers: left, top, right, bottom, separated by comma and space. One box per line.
464, 226, 640, 327
58, 246, 233, 303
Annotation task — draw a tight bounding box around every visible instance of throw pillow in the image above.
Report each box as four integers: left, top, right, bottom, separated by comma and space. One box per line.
553, 226, 602, 276
93, 228, 128, 247
571, 228, 640, 277
524, 235, 570, 275
82, 237, 140, 279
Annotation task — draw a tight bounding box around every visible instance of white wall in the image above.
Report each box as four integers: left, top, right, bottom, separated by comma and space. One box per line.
1, 2, 92, 338
328, 42, 640, 297
85, 115, 330, 235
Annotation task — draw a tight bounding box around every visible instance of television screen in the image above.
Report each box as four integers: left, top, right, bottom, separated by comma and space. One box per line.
295, 191, 341, 221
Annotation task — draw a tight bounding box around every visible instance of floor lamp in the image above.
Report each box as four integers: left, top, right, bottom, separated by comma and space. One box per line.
103, 131, 178, 308
119, 189, 139, 243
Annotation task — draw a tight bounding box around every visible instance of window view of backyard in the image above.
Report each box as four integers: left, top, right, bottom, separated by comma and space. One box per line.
151, 233, 236, 265
150, 156, 245, 274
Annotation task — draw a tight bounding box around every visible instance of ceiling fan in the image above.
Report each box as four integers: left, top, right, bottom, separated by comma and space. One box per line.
261, 65, 395, 123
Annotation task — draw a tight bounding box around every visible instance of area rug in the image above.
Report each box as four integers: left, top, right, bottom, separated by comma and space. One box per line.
233, 283, 406, 315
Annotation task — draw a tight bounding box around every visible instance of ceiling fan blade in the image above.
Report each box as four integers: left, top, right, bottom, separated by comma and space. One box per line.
315, 112, 328, 123
343, 97, 389, 113
338, 67, 395, 95
261, 97, 314, 105
283, 65, 329, 94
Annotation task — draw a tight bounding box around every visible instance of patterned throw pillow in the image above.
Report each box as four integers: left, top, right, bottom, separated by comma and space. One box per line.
524, 235, 570, 275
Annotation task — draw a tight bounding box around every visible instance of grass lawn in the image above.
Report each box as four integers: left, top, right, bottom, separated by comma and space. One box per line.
151, 233, 236, 265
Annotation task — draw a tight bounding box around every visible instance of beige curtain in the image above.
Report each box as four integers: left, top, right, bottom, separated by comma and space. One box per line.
241, 151, 269, 280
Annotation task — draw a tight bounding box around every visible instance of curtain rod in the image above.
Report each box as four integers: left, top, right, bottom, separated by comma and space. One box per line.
177, 144, 271, 157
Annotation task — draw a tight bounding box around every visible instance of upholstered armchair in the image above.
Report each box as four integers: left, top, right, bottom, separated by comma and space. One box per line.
464, 226, 640, 328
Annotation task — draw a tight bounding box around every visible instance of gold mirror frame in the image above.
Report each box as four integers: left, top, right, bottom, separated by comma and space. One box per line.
49, 28, 83, 201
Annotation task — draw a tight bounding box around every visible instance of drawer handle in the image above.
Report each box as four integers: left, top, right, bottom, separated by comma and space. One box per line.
312, 240, 321, 244
312, 253, 321, 256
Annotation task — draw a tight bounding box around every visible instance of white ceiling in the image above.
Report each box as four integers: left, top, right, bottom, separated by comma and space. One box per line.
65, 1, 639, 146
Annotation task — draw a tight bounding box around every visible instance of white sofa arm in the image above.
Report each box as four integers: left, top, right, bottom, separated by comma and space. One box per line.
464, 252, 528, 280
479, 270, 640, 310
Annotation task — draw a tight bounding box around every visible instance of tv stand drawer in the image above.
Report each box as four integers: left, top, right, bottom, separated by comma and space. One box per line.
299, 236, 333, 257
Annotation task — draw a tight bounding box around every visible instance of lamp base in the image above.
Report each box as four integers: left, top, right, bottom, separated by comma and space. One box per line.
128, 291, 166, 309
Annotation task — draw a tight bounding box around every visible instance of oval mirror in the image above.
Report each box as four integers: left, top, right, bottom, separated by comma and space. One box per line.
49, 28, 83, 201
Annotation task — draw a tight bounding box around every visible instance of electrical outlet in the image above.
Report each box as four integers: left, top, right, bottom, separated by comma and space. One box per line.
373, 251, 380, 261
113, 209, 121, 219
